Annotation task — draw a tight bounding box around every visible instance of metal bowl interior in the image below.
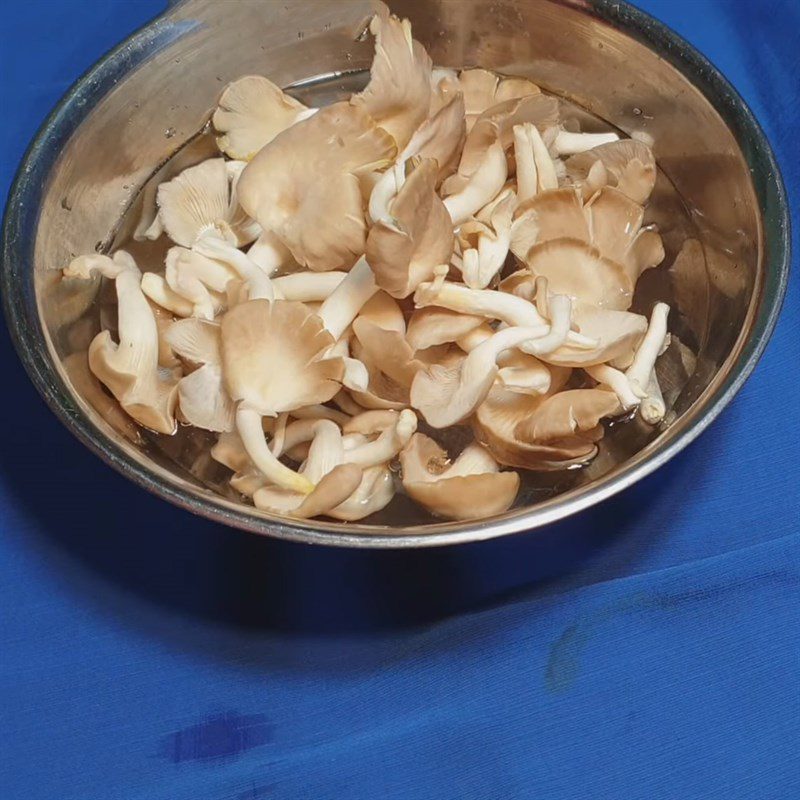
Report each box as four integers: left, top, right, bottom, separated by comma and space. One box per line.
1, 0, 789, 547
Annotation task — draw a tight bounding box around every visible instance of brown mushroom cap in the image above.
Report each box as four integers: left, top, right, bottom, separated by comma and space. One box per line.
566, 139, 656, 204
351, 9, 432, 150
220, 299, 343, 415
399, 433, 520, 520
213, 75, 310, 161
402, 93, 466, 182
512, 388, 620, 442
237, 102, 396, 271
406, 307, 486, 351
523, 239, 634, 311
365, 158, 454, 298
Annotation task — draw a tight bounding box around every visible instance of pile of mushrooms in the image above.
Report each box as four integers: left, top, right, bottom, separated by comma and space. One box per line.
61, 7, 674, 523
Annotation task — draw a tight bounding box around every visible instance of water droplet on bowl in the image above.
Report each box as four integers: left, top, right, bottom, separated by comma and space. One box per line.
164, 127, 176, 139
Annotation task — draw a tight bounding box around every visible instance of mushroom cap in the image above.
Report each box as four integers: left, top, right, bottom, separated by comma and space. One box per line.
328, 465, 396, 521
406, 307, 485, 351
213, 75, 309, 161
399, 434, 519, 520
442, 68, 541, 130
473, 385, 600, 471
357, 291, 407, 333
523, 238, 634, 310
512, 388, 620, 442
220, 299, 343, 415
176, 364, 235, 433
401, 93, 466, 182
352, 317, 423, 387
366, 158, 454, 298
254, 463, 364, 519
450, 93, 559, 186
164, 318, 221, 365
566, 139, 656, 204
510, 188, 589, 260
157, 158, 255, 248
351, 9, 433, 149
237, 102, 396, 271
545, 306, 648, 367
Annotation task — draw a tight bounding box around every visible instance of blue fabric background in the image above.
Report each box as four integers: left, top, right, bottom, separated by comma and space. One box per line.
1, 1, 798, 798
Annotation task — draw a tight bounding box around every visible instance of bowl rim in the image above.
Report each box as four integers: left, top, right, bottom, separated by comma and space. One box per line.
1, 0, 791, 548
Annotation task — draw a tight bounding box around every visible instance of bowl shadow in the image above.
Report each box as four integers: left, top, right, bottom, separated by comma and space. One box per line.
0, 322, 692, 674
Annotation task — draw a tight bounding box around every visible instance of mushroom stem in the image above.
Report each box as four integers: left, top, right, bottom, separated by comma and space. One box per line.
626, 302, 670, 394
414, 279, 595, 350
518, 294, 572, 355
318, 257, 379, 340
444, 140, 508, 225
272, 271, 347, 302
585, 364, 641, 410
344, 409, 418, 468
269, 412, 289, 457
369, 161, 406, 225
512, 123, 557, 198
513, 125, 539, 202
193, 233, 274, 301
236, 406, 314, 494
553, 130, 619, 156
640, 370, 666, 424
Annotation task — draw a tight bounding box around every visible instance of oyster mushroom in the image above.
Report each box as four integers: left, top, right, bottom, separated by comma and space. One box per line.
411, 325, 554, 427
552, 130, 619, 156
317, 256, 379, 340
351, 8, 433, 150
366, 158, 454, 298
164, 318, 235, 432
237, 102, 396, 271
327, 465, 395, 521
457, 188, 515, 289
513, 388, 620, 442
566, 139, 657, 204
625, 302, 670, 424
213, 75, 314, 161
342, 409, 418, 467
252, 420, 363, 517
441, 68, 542, 131
512, 122, 559, 200
88, 266, 178, 434
413, 273, 596, 352
400, 93, 466, 182
156, 158, 258, 248
472, 383, 609, 471
400, 433, 519, 520
220, 299, 344, 493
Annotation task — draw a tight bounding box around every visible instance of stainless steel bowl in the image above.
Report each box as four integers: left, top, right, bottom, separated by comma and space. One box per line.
1, 0, 789, 547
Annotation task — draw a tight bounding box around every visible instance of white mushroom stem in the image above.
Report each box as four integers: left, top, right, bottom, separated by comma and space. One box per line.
236, 406, 314, 494
640, 370, 666, 424
269, 412, 289, 456
272, 271, 347, 302
291, 405, 351, 425
517, 294, 572, 356
585, 364, 642, 411
461, 222, 513, 290
63, 252, 138, 281
553, 130, 620, 156
626, 302, 670, 395
141, 273, 194, 317
318, 256, 378, 340
444, 140, 508, 225
369, 161, 406, 225
513, 125, 539, 202
344, 409, 417, 468
414, 279, 595, 350
512, 123, 558, 200
193, 233, 274, 301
